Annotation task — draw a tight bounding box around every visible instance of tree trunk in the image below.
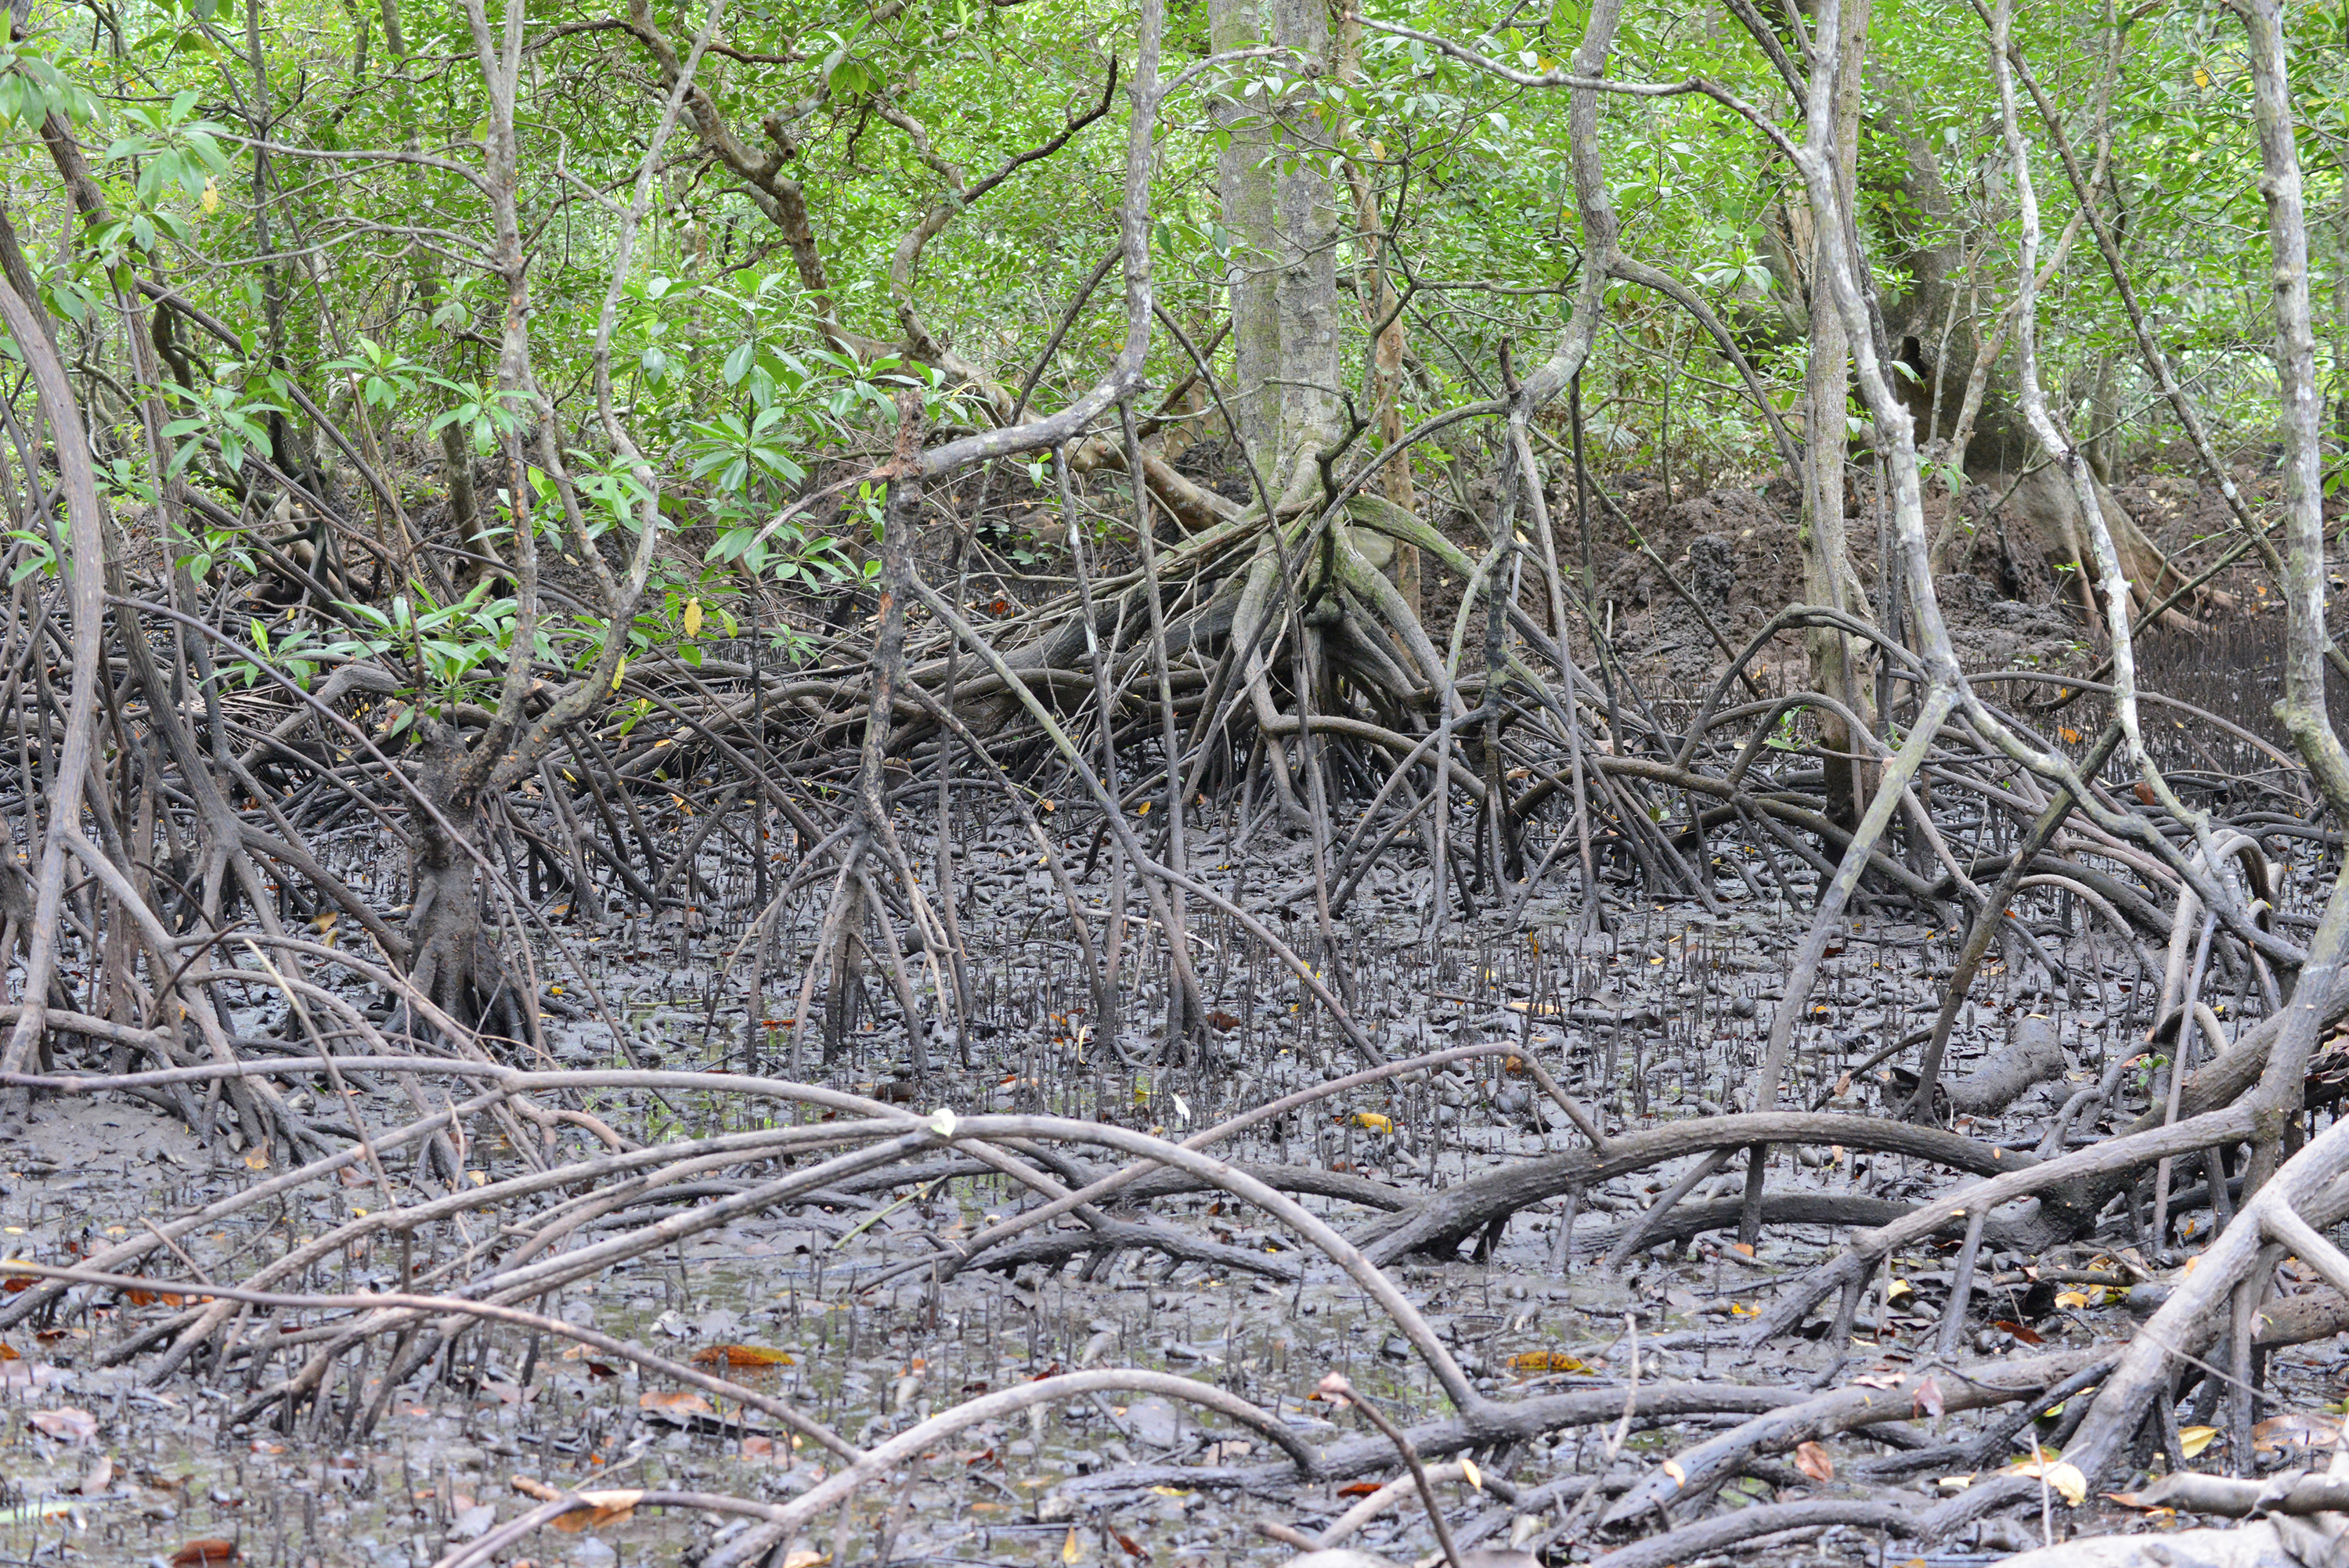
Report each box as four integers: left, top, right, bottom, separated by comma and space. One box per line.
1335, 0, 1417, 621
1210, 0, 1343, 508
403, 724, 503, 1036
1800, 0, 1878, 830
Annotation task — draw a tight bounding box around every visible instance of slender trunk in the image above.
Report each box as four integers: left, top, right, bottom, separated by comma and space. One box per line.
1799, 0, 1877, 831
2243, 0, 2349, 1191
1335, 0, 1417, 618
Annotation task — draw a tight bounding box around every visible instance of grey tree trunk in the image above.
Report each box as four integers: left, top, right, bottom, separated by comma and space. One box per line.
1800, 0, 1878, 827
1211, 0, 1343, 508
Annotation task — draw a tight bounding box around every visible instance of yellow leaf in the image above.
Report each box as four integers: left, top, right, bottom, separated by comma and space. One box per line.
2055, 1289, 2091, 1309
1662, 1458, 1686, 1486
1460, 1455, 1482, 1491
1506, 1351, 1592, 1374
683, 597, 703, 638
243, 1150, 269, 1171
2178, 1425, 2221, 1458
200, 176, 219, 214
1062, 1527, 1083, 1564
692, 1343, 797, 1368
2004, 1454, 2087, 1506
611, 654, 628, 691
1886, 1276, 1914, 1303
1350, 1112, 1393, 1134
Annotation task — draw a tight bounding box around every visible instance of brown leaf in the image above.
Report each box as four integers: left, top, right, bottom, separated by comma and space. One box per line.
511, 1476, 563, 1502
1336, 1481, 1382, 1497
1913, 1375, 1946, 1420
1793, 1441, 1834, 1482
2253, 1411, 2344, 1453
29, 1407, 97, 1444
691, 1343, 796, 1368
637, 1390, 714, 1417
0, 1276, 37, 1294
1992, 1320, 2045, 1346
78, 1454, 114, 1495
169, 1541, 239, 1566
551, 1489, 642, 1534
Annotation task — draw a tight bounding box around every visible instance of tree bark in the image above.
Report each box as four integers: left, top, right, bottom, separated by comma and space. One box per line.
1799, 0, 1878, 831
1210, 0, 1343, 510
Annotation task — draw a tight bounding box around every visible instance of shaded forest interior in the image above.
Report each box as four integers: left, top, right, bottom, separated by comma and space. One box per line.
5, 0, 2349, 1564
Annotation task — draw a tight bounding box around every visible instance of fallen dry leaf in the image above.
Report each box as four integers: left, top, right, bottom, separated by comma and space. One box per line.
690, 1343, 796, 1368
29, 1407, 97, 1444
169, 1541, 238, 1567
551, 1488, 641, 1534
637, 1389, 714, 1417
2254, 1411, 2344, 1453
2004, 1455, 2087, 1505
78, 1454, 113, 1495
1913, 1375, 1945, 1420
2178, 1424, 2221, 1459
1793, 1441, 1833, 1482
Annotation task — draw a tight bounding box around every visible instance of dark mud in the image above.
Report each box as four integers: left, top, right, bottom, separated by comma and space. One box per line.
0, 463, 2337, 1568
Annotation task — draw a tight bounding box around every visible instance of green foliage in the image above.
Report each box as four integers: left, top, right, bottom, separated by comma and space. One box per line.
0, 0, 2336, 699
